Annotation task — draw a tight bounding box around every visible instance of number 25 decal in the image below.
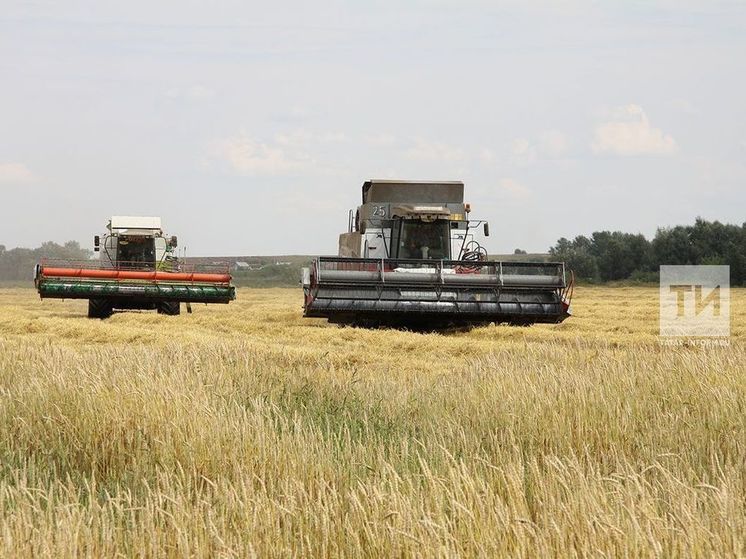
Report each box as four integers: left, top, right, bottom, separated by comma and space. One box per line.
373, 206, 386, 217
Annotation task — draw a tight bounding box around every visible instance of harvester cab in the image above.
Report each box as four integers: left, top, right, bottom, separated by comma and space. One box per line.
338, 181, 486, 262
96, 216, 178, 271
35, 216, 236, 318
93, 216, 174, 269
303, 180, 573, 328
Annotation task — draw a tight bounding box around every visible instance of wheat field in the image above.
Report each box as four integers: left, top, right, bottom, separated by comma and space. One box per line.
0, 286, 743, 557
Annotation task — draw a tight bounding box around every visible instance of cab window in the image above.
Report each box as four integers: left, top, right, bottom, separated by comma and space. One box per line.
394, 220, 450, 260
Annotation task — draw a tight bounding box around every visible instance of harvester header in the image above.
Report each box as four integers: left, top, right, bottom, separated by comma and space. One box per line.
303, 179, 573, 328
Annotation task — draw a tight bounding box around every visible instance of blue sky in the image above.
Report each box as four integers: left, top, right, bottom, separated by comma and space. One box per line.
1, 1, 744, 255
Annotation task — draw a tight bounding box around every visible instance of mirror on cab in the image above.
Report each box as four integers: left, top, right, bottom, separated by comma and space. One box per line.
170, 236, 178, 248
483, 223, 490, 237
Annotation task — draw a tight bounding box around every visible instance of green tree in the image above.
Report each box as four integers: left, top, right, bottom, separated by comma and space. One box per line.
0, 241, 92, 282
549, 236, 599, 281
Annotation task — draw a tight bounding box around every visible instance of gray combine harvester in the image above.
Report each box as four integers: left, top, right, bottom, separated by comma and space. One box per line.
302, 180, 573, 328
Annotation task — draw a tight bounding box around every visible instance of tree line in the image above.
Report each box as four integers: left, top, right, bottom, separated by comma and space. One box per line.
2, 218, 745, 285
0, 241, 92, 282
549, 218, 746, 285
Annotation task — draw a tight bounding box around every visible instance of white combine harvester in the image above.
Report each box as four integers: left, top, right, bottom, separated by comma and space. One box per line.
303, 180, 573, 328
35, 216, 235, 318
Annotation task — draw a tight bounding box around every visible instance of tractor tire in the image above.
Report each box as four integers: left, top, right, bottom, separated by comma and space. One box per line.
157, 301, 181, 316
88, 299, 113, 319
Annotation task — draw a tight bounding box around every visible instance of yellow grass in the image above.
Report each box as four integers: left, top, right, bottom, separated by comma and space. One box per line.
0, 286, 744, 557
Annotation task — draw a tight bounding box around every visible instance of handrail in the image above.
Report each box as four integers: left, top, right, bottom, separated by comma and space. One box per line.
38, 257, 231, 275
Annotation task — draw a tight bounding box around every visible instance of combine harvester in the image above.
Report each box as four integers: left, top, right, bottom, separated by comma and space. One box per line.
302, 180, 573, 328
35, 216, 235, 318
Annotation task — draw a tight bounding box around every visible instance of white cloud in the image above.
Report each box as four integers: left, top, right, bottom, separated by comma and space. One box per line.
592, 104, 677, 156
510, 130, 569, 165
404, 139, 466, 162
497, 178, 531, 199
274, 129, 347, 147
0, 162, 34, 183
208, 132, 313, 176
207, 130, 348, 176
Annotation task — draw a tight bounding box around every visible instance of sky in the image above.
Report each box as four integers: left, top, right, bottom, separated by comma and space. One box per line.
1, 0, 745, 256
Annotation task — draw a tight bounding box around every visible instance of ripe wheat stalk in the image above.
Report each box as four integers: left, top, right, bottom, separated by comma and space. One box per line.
0, 286, 743, 557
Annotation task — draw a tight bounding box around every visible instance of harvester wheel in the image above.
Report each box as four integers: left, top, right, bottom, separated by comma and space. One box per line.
157, 301, 181, 316
88, 299, 113, 319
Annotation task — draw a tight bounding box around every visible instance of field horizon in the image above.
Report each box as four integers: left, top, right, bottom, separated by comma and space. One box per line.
0, 286, 744, 557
